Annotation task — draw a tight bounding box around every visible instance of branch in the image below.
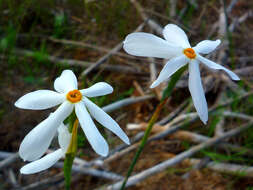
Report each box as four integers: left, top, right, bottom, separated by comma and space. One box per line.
106, 121, 253, 189
80, 22, 146, 76
0, 152, 19, 170
102, 95, 154, 113
130, 0, 163, 35
189, 158, 253, 177
55, 162, 123, 181
12, 49, 143, 74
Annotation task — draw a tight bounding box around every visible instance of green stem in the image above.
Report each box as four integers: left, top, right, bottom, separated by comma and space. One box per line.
120, 65, 187, 190
64, 119, 79, 190
120, 98, 167, 190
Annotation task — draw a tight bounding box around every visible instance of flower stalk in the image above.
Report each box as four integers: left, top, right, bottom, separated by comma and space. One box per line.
120, 66, 187, 190
64, 119, 79, 190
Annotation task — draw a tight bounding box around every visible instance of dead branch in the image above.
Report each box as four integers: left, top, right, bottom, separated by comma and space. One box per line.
102, 95, 155, 113
189, 158, 253, 177
12, 49, 143, 75
8, 168, 20, 188
229, 10, 253, 32
17, 173, 64, 190
106, 121, 253, 189
130, 0, 163, 35
181, 157, 210, 179
170, 130, 253, 157
169, 0, 177, 18
54, 162, 123, 181
0, 152, 19, 170
47, 37, 133, 59
97, 91, 253, 166
226, 0, 239, 14
80, 22, 146, 76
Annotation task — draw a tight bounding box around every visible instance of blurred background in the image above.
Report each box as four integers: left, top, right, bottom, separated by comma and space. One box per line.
0, 0, 253, 189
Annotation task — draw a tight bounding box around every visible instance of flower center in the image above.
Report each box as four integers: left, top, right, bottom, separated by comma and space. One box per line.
183, 48, 196, 59
66, 90, 82, 103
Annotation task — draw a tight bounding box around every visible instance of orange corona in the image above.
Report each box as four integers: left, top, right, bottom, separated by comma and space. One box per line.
183, 48, 196, 59
66, 90, 82, 103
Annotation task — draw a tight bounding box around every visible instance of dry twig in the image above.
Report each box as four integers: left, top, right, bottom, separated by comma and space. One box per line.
106, 121, 253, 189
12, 49, 143, 74
80, 22, 146, 76
0, 152, 19, 170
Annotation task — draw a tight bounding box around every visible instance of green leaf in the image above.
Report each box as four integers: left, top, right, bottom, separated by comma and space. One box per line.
162, 65, 187, 101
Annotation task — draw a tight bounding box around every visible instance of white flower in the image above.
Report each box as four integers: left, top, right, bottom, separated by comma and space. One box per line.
20, 123, 71, 174
123, 24, 240, 124
15, 70, 130, 161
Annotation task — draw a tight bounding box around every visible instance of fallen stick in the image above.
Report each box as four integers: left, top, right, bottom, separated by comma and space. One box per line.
106, 121, 253, 189
189, 158, 253, 177
102, 95, 154, 113
80, 22, 146, 76
13, 49, 143, 75
130, 0, 163, 35
0, 152, 19, 170
103, 119, 197, 165
229, 10, 253, 32
169, 0, 177, 18
95, 91, 253, 166
226, 0, 239, 14
144, 9, 195, 34
17, 173, 64, 190
54, 162, 123, 181
0, 151, 123, 182
47, 37, 133, 59
181, 156, 210, 179
8, 168, 20, 188
170, 130, 253, 157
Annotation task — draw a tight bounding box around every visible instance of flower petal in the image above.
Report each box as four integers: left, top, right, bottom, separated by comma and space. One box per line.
123, 32, 182, 59
83, 97, 130, 145
193, 40, 221, 54
54, 70, 78, 93
197, 55, 240, 80
188, 60, 208, 124
150, 55, 188, 88
15, 90, 65, 110
80, 82, 113, 97
19, 101, 73, 161
75, 102, 109, 156
58, 123, 71, 153
163, 24, 191, 48
20, 149, 63, 174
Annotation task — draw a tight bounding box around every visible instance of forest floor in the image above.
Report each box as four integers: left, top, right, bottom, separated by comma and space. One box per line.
0, 0, 253, 189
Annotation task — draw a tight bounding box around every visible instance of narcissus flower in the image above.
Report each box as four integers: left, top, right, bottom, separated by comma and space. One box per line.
123, 24, 240, 124
20, 123, 70, 174
15, 70, 129, 161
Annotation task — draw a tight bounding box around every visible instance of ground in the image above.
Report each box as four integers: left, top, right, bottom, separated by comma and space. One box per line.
0, 0, 253, 189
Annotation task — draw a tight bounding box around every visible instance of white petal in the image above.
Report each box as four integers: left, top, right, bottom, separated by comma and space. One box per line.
19, 102, 73, 161
163, 24, 191, 48
58, 123, 71, 153
123, 32, 182, 59
83, 97, 130, 145
188, 60, 208, 124
20, 149, 63, 174
150, 55, 188, 88
193, 40, 221, 54
54, 70, 78, 93
15, 90, 65, 110
197, 55, 240, 80
75, 102, 109, 156
80, 82, 113, 97
19, 117, 59, 161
